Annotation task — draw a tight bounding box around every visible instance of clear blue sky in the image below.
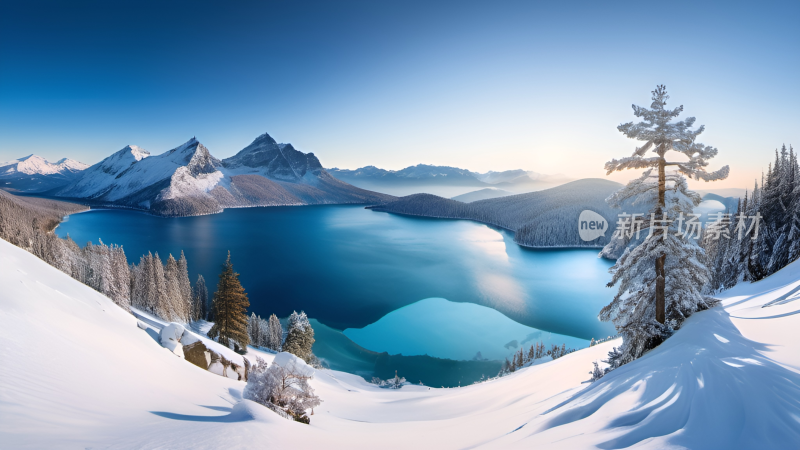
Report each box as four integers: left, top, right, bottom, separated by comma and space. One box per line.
1, 0, 798, 188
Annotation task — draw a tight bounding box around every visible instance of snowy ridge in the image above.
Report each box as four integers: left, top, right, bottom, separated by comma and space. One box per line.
0, 154, 88, 176
0, 155, 89, 193
2, 235, 799, 448
53, 133, 392, 216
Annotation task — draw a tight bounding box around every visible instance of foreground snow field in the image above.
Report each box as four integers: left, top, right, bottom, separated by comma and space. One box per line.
1, 238, 799, 449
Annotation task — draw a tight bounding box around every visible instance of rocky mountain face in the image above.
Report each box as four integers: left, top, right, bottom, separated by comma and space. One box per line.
222, 133, 324, 180
54, 133, 392, 217
0, 155, 89, 193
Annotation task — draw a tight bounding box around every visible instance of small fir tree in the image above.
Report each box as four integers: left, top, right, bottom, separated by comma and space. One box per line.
267, 314, 283, 351
207, 252, 250, 349
282, 311, 314, 362
192, 274, 208, 321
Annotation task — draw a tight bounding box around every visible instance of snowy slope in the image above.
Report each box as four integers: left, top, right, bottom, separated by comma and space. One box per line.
1, 237, 799, 448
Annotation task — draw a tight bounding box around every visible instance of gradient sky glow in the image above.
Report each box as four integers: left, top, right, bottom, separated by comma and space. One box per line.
1, 0, 798, 189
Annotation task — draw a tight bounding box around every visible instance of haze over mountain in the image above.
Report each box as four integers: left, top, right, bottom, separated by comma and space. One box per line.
327, 164, 572, 197
451, 187, 514, 203
369, 178, 626, 250
50, 132, 393, 217
0, 155, 88, 193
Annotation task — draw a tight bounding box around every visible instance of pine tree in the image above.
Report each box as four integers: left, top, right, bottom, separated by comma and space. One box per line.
177, 251, 193, 320
282, 311, 314, 362
248, 312, 262, 347
602, 86, 727, 367
164, 254, 186, 321
110, 244, 130, 311
151, 252, 171, 320
267, 313, 283, 351
207, 252, 250, 350
192, 274, 208, 321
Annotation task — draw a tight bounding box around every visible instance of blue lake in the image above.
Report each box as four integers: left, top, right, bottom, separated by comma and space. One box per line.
56, 205, 616, 342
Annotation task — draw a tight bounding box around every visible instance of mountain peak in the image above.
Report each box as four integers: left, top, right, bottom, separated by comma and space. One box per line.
252, 132, 277, 146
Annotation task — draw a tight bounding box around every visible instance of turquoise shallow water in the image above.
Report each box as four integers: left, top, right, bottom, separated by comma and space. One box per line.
56, 205, 616, 340
344, 297, 590, 361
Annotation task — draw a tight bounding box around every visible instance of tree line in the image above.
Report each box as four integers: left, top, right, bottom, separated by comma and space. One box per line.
703, 144, 798, 290
499, 341, 575, 376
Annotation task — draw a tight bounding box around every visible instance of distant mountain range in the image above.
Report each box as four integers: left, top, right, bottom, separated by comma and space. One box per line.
2, 133, 393, 217
0, 155, 88, 192
326, 165, 572, 197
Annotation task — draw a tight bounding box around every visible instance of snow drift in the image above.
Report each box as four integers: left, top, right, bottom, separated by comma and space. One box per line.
1, 236, 800, 448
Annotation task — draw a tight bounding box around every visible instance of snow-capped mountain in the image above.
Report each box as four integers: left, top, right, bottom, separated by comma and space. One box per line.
0, 155, 89, 192
222, 132, 324, 180
57, 133, 393, 216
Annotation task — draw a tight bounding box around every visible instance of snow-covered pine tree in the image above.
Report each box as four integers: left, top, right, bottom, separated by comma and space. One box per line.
736, 189, 757, 283
589, 361, 604, 381
148, 252, 167, 319
110, 244, 130, 311
602, 171, 718, 366
715, 200, 742, 290
500, 358, 511, 375
282, 311, 314, 362
192, 274, 208, 321
177, 251, 193, 320
248, 313, 262, 347
258, 316, 269, 348
267, 313, 283, 351
387, 370, 406, 389
750, 174, 769, 280
207, 252, 250, 350
130, 255, 148, 312
602, 85, 728, 367
788, 175, 800, 264
163, 254, 187, 322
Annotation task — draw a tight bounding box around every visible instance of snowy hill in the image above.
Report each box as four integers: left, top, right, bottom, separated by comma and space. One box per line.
1, 237, 799, 448
370, 178, 628, 249
0, 154, 88, 193
55, 133, 393, 217
451, 187, 514, 203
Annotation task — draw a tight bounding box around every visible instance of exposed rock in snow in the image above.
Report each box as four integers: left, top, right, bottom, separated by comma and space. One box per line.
183, 341, 211, 370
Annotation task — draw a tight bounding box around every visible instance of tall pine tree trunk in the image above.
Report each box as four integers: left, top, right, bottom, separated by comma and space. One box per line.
656, 155, 666, 324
